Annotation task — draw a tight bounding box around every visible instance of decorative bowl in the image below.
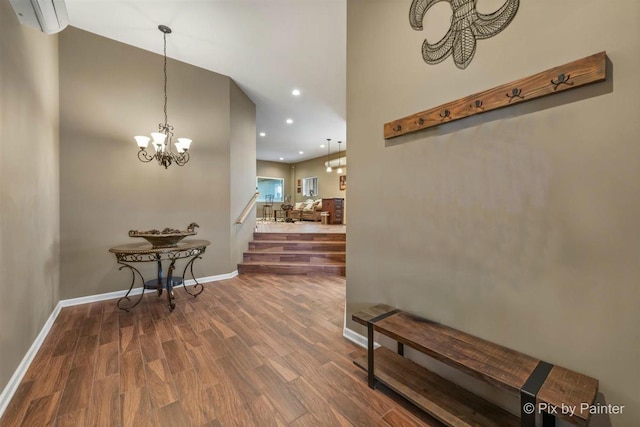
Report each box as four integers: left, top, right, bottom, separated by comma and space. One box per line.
128, 223, 199, 248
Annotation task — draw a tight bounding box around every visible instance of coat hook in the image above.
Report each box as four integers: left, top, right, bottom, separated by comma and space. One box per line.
439, 109, 451, 121
417, 118, 425, 125
506, 88, 524, 103
551, 73, 573, 90
472, 100, 484, 109
393, 124, 402, 132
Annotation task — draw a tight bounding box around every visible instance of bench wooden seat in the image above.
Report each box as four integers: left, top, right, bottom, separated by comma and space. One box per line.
353, 304, 598, 427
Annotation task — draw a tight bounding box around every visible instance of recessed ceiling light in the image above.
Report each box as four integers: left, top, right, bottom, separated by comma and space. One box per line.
292, 89, 301, 96
320, 144, 325, 148
286, 118, 294, 124
299, 151, 304, 155
279, 157, 284, 161
259, 132, 266, 137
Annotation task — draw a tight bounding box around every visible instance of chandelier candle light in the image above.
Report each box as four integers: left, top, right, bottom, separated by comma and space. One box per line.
134, 25, 192, 169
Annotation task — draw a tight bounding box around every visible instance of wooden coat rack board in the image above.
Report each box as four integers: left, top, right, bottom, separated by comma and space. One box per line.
384, 51, 607, 139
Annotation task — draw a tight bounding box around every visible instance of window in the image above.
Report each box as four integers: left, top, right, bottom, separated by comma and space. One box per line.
257, 177, 284, 202
302, 177, 318, 197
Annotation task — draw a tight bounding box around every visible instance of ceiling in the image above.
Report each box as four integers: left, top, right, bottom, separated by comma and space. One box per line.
65, 0, 347, 164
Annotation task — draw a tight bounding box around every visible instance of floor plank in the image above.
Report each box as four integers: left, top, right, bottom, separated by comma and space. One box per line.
120, 386, 153, 427
0, 274, 441, 427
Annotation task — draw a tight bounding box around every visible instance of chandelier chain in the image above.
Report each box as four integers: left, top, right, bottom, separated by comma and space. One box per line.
163, 31, 168, 127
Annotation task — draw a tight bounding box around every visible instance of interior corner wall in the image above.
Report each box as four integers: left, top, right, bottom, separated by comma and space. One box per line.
347, 1, 639, 426
229, 80, 257, 265
292, 153, 347, 222
59, 27, 241, 299
0, 0, 60, 393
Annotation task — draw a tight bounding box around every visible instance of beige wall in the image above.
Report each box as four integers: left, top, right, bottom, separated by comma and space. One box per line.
347, 0, 639, 425
256, 160, 292, 216
0, 0, 60, 395
257, 160, 292, 193
256, 157, 348, 222
293, 152, 347, 222
230, 81, 257, 264
59, 28, 255, 299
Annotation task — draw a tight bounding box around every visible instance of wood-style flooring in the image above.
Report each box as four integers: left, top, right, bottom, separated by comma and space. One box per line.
1, 274, 441, 426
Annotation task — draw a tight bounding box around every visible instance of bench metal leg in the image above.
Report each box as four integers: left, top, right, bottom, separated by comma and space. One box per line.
520, 361, 554, 427
520, 390, 536, 427
365, 308, 400, 390
367, 321, 375, 389
543, 412, 556, 427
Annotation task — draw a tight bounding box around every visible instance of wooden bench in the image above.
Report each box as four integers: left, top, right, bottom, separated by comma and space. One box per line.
352, 304, 599, 427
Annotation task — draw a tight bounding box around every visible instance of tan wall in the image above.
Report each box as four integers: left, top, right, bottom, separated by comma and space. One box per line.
347, 0, 639, 425
256, 160, 292, 217
59, 28, 255, 299
0, 1, 60, 393
293, 152, 347, 223
229, 81, 257, 264
257, 160, 292, 193
256, 157, 348, 222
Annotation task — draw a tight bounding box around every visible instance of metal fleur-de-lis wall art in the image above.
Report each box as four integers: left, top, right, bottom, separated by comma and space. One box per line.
409, 0, 520, 69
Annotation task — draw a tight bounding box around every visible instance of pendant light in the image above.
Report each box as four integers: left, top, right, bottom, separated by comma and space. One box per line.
134, 25, 192, 169
325, 138, 332, 172
336, 140, 343, 174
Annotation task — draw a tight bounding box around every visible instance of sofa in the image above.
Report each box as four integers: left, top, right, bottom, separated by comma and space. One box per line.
287, 199, 323, 221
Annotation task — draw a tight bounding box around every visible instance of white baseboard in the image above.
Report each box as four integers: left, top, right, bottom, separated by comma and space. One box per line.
343, 327, 380, 349
0, 270, 237, 418
59, 270, 238, 307
184, 271, 238, 287
0, 303, 62, 417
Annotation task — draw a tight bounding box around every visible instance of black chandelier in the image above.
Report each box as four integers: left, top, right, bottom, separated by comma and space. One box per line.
134, 25, 192, 169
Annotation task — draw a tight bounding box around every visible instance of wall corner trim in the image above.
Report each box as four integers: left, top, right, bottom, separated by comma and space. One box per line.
0, 270, 238, 418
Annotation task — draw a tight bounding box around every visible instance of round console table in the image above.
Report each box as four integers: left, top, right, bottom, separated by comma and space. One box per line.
109, 239, 210, 312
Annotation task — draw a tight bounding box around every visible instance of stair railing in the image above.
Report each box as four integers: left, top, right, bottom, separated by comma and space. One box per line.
235, 191, 260, 224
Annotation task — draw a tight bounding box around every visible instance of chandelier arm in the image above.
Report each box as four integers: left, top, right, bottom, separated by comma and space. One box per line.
138, 149, 155, 163
175, 152, 190, 166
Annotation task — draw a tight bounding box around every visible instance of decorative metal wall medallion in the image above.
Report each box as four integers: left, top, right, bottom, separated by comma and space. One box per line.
409, 0, 519, 69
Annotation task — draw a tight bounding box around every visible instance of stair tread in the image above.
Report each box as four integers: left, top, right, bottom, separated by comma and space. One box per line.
251, 240, 345, 244
244, 250, 346, 255
239, 261, 345, 265
241, 232, 346, 276
254, 232, 345, 236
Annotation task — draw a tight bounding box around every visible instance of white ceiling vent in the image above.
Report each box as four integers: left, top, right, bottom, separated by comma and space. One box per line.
9, 0, 69, 34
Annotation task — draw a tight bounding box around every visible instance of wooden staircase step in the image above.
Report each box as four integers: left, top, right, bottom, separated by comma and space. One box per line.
253, 232, 346, 241
243, 251, 346, 263
238, 262, 345, 276
248, 240, 345, 252
240, 231, 346, 277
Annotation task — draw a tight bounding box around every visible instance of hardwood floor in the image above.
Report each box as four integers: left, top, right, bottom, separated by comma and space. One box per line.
1, 275, 441, 426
